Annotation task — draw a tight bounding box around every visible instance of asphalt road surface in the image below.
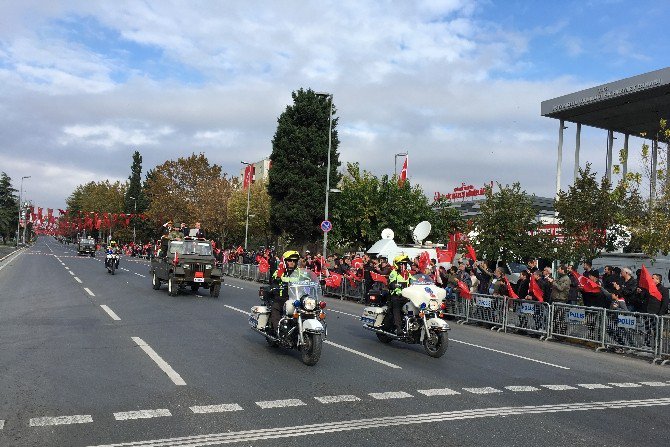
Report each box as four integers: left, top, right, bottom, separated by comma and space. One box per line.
1, 237, 669, 447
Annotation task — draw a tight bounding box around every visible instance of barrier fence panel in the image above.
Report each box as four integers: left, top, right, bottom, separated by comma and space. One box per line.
443, 291, 468, 319
602, 309, 658, 355
505, 299, 551, 338
323, 282, 345, 298
232, 263, 241, 278
550, 303, 605, 346
466, 294, 505, 328
659, 316, 670, 364
343, 279, 365, 301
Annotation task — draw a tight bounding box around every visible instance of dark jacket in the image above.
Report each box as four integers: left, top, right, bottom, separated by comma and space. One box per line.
517, 278, 529, 299
645, 284, 669, 315
619, 277, 639, 308
568, 273, 579, 302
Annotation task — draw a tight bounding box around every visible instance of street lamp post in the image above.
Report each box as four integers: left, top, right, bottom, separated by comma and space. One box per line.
16, 175, 30, 247
316, 92, 334, 260
129, 196, 137, 244
241, 161, 253, 250
394, 152, 408, 177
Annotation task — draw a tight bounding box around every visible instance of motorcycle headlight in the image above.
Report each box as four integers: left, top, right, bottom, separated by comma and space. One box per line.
205, 264, 213, 270
428, 300, 439, 311
302, 297, 317, 311
182, 264, 190, 269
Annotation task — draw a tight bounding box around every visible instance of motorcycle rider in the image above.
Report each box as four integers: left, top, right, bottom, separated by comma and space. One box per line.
389, 255, 412, 335
270, 250, 305, 335
105, 240, 120, 269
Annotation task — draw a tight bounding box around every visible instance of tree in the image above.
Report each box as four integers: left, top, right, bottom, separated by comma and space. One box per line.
268, 88, 341, 247
64, 180, 127, 240
226, 180, 272, 248
431, 197, 468, 242
124, 151, 149, 242
0, 173, 18, 244
329, 162, 435, 250
144, 153, 233, 240
474, 183, 545, 263
554, 164, 619, 262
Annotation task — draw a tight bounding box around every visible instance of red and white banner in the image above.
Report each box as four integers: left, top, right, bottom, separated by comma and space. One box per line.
398, 155, 408, 186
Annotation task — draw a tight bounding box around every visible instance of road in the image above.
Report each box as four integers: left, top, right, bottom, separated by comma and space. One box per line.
1, 236, 669, 446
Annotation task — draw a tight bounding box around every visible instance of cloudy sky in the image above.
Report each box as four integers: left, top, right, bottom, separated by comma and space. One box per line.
1, 0, 667, 210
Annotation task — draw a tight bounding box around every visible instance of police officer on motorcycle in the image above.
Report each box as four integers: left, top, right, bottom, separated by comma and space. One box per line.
389, 255, 412, 335
270, 250, 302, 335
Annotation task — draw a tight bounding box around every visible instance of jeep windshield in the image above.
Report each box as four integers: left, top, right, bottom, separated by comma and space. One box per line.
168, 240, 212, 256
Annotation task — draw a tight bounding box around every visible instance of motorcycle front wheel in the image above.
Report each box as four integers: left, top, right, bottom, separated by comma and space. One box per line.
300, 333, 323, 366
423, 331, 448, 358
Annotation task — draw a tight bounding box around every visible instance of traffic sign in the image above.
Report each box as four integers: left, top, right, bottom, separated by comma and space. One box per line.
320, 220, 333, 232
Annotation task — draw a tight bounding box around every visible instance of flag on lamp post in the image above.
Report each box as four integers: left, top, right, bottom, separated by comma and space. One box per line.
243, 164, 255, 190
398, 155, 408, 186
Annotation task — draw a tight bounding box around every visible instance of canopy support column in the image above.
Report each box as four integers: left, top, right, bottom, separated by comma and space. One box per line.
606, 130, 614, 182
556, 119, 565, 198
622, 134, 629, 178
574, 123, 581, 182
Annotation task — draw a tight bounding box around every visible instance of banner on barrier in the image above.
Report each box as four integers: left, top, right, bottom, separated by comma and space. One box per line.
476, 297, 492, 308
567, 309, 585, 323
520, 302, 535, 314
617, 315, 636, 329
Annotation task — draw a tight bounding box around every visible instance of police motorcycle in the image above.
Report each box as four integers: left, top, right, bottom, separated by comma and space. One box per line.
105, 242, 120, 275
361, 272, 450, 358
250, 269, 327, 366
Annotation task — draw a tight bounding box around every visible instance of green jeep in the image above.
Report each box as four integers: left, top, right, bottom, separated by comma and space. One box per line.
150, 237, 222, 297
77, 238, 96, 257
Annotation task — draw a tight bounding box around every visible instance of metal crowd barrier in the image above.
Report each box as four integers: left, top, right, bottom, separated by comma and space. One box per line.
465, 293, 506, 329
442, 292, 468, 320
603, 309, 658, 355
549, 303, 605, 347
505, 298, 551, 339
659, 316, 670, 365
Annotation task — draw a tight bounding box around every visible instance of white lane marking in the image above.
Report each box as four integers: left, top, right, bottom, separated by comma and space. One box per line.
417, 388, 461, 396
190, 404, 243, 414
463, 387, 502, 394
29, 415, 93, 426
324, 340, 402, 370
100, 305, 121, 321
505, 386, 539, 392
609, 383, 643, 388
0, 250, 23, 272
542, 384, 577, 391
74, 276, 83, 283
121, 268, 129, 272
224, 283, 244, 290
369, 391, 413, 400
84, 287, 95, 296
0, 419, 4, 429
225, 304, 251, 315
315, 395, 361, 404
68, 271, 75, 275
113, 409, 171, 421
578, 383, 611, 389
133, 272, 146, 278
328, 309, 360, 318
85, 398, 670, 447
641, 381, 669, 387
64, 267, 70, 270
256, 399, 306, 409
451, 339, 571, 370
131, 337, 186, 386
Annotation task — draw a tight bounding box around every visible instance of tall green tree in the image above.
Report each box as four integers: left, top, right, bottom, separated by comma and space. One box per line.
474, 182, 545, 263
123, 151, 150, 242
0, 172, 18, 244
268, 88, 341, 247
227, 180, 272, 248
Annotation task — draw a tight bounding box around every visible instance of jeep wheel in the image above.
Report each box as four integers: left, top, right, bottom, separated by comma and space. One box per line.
152, 272, 161, 290
209, 283, 221, 298
168, 275, 178, 296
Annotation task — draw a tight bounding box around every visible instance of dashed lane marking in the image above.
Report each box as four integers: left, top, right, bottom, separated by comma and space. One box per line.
224, 304, 250, 315
224, 283, 244, 290
609, 383, 643, 388
450, 339, 571, 370
463, 387, 503, 394
256, 399, 306, 409
64, 266, 70, 270
328, 309, 360, 318
417, 388, 461, 396
84, 287, 95, 297
369, 391, 413, 400
113, 409, 171, 421
640, 381, 669, 387
131, 337, 186, 386
100, 305, 121, 321
579, 383, 612, 390
74, 276, 83, 283
505, 386, 540, 392
83, 398, 670, 447
68, 271, 74, 275
133, 272, 146, 278
190, 404, 243, 414
0, 419, 4, 430
29, 415, 93, 427
314, 395, 361, 404
542, 384, 578, 391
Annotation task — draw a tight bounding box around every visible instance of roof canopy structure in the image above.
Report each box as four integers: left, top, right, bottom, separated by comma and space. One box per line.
541, 67, 670, 137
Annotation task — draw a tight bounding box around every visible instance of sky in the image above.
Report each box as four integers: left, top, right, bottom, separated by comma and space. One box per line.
1, 0, 667, 210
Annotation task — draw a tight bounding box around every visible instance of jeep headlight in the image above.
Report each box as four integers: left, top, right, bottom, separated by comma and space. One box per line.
428, 300, 439, 311
205, 264, 213, 270
302, 297, 317, 311
182, 264, 190, 269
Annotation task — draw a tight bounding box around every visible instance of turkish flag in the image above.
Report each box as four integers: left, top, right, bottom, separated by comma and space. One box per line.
569, 270, 600, 293
398, 155, 408, 186
352, 257, 364, 270
325, 271, 343, 288
436, 247, 454, 264
639, 265, 662, 302
504, 277, 519, 299
529, 276, 544, 302
243, 164, 255, 189
417, 251, 430, 272
465, 245, 477, 262
370, 271, 388, 285
257, 256, 269, 273
457, 280, 471, 299
276, 260, 286, 278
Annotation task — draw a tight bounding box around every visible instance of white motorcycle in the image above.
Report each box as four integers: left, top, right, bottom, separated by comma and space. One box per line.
105, 252, 120, 275
361, 273, 450, 358
249, 270, 327, 366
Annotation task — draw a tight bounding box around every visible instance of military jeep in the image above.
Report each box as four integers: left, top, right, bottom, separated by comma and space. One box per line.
77, 238, 96, 257
150, 236, 222, 297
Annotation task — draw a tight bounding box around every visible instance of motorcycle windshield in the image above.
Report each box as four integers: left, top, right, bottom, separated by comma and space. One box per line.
285, 269, 322, 301
410, 273, 435, 285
